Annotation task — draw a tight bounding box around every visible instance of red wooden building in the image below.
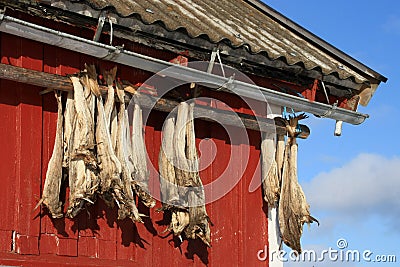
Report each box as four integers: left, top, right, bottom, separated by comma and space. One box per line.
0, 0, 386, 266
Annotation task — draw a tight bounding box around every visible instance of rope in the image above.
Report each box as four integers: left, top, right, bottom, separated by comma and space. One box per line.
109, 17, 114, 46
320, 80, 330, 104
216, 49, 226, 78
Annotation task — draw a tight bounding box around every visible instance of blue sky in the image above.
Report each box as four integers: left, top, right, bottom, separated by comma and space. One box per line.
265, 1, 400, 266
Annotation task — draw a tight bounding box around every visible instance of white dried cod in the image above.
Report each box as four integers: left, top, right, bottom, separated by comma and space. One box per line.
37, 91, 64, 218
39, 65, 159, 224
277, 114, 318, 253
66, 76, 99, 218
114, 83, 142, 222
159, 101, 211, 246
129, 95, 156, 208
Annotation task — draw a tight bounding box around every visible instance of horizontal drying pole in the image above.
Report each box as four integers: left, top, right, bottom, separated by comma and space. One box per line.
0, 63, 310, 138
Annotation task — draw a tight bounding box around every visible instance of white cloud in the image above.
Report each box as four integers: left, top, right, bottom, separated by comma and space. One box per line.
303, 154, 400, 232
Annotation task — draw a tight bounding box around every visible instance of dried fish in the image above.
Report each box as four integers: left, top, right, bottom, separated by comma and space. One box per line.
66, 76, 98, 218
110, 106, 118, 151
276, 134, 285, 184
173, 102, 191, 192
159, 101, 211, 246
184, 102, 211, 247
170, 102, 191, 235
103, 67, 117, 127
278, 114, 318, 253
158, 115, 179, 209
115, 83, 142, 222
62, 91, 75, 168
38, 91, 64, 218
83, 69, 123, 209
261, 132, 280, 207
40, 65, 161, 224
130, 95, 155, 208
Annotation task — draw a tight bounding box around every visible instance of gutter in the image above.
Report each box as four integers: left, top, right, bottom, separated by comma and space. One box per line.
0, 14, 369, 125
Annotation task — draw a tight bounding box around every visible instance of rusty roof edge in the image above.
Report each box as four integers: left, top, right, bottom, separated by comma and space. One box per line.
245, 0, 388, 84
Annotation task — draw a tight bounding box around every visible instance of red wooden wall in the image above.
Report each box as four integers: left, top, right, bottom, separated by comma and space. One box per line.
0, 30, 269, 266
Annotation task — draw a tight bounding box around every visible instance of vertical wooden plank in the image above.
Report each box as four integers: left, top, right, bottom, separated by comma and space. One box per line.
241, 130, 269, 266
237, 98, 269, 266
0, 34, 42, 254
209, 124, 240, 266
43, 45, 81, 76
146, 112, 169, 267
90, 200, 117, 260
41, 45, 60, 238
15, 235, 40, 255
77, 236, 97, 258
57, 238, 78, 257
0, 34, 44, 254
39, 234, 58, 255
0, 230, 13, 252
41, 45, 81, 257
193, 119, 213, 267
0, 33, 19, 235
97, 239, 117, 260
116, 219, 136, 261
0, 79, 18, 233
16, 37, 43, 238
132, 109, 156, 266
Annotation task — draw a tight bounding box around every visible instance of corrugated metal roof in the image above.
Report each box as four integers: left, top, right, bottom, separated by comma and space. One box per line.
54, 0, 386, 86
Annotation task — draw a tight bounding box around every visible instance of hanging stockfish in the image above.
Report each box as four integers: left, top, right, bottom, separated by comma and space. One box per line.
114, 83, 142, 222
184, 102, 211, 247
130, 94, 156, 208
66, 76, 99, 218
173, 102, 191, 189
158, 116, 180, 210
159, 101, 211, 246
80, 66, 125, 209
39, 65, 160, 223
278, 114, 318, 253
158, 102, 190, 236
170, 102, 191, 236
110, 106, 118, 152
261, 132, 280, 207
275, 134, 285, 184
103, 68, 116, 129
62, 91, 75, 168
37, 91, 64, 218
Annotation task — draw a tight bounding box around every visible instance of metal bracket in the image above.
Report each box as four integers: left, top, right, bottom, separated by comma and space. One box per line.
317, 101, 338, 118
102, 45, 124, 61
217, 73, 236, 91
93, 11, 107, 42
0, 7, 6, 21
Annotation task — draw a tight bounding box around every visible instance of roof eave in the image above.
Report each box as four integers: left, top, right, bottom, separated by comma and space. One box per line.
245, 0, 388, 84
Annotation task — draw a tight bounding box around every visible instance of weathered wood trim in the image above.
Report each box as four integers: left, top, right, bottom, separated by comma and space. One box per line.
0, 63, 310, 138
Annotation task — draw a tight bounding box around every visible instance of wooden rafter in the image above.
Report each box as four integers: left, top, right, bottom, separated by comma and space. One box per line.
0, 63, 310, 138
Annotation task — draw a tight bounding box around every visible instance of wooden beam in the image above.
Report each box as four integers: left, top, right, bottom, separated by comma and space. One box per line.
0, 63, 309, 138
0, 63, 73, 91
